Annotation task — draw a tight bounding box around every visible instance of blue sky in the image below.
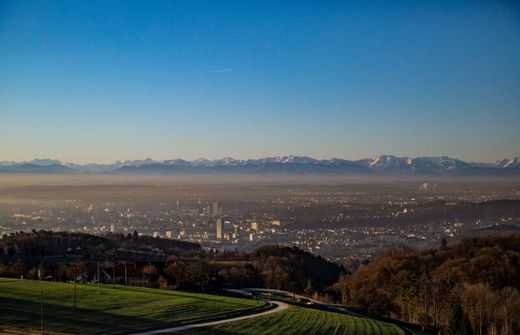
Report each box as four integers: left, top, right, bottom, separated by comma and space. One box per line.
1, 0, 519, 163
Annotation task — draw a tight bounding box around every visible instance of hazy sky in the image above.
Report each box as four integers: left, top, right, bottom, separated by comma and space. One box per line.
1, 0, 519, 163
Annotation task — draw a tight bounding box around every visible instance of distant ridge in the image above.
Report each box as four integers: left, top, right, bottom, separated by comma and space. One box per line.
1, 154, 519, 175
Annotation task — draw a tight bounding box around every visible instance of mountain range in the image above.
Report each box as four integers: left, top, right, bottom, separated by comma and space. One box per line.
0, 155, 519, 175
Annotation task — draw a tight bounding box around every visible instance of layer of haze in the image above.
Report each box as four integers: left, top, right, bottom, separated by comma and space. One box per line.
1, 0, 519, 163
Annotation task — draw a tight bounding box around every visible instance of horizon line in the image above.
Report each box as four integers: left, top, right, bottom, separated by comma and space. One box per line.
2, 153, 519, 166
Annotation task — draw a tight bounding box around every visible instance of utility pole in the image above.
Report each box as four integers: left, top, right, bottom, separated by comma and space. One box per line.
112, 262, 116, 288
118, 261, 136, 286
40, 290, 44, 335
97, 260, 100, 294
73, 266, 77, 310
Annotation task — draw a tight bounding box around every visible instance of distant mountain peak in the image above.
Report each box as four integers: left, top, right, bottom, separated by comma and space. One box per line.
1, 155, 519, 175
365, 154, 411, 170
496, 155, 520, 168
29, 158, 63, 166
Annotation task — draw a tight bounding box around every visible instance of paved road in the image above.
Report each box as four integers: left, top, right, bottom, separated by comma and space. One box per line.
242, 288, 361, 316
131, 301, 288, 335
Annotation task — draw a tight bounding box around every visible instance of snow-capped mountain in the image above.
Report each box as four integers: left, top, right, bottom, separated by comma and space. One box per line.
121, 158, 158, 166
163, 159, 192, 167
357, 155, 412, 170
0, 162, 72, 173
1, 155, 519, 175
407, 156, 471, 172
28, 159, 63, 166
496, 156, 520, 168
356, 155, 473, 173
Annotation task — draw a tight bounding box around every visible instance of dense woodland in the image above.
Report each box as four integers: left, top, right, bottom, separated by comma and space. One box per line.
331, 234, 520, 335
1, 231, 519, 334
0, 230, 200, 260
0, 231, 342, 294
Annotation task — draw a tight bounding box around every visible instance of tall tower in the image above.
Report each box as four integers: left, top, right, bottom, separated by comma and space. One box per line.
216, 218, 223, 239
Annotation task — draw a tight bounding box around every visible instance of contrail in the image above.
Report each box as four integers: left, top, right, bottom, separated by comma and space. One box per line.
209, 68, 233, 73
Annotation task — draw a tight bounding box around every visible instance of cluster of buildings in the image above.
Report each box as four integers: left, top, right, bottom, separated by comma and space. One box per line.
1, 186, 519, 263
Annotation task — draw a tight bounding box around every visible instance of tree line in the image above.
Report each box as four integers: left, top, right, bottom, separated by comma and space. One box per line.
0, 231, 343, 295
1, 230, 518, 334
330, 234, 520, 335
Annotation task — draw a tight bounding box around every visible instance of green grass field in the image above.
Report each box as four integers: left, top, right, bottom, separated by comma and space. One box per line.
0, 278, 412, 335
181, 306, 407, 335
0, 278, 265, 335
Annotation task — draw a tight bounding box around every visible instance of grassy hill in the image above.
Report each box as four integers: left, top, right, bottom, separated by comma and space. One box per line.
181, 306, 408, 335
0, 278, 265, 334
0, 277, 412, 335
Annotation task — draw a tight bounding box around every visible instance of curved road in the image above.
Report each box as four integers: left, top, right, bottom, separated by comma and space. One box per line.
242, 288, 361, 316
131, 301, 288, 335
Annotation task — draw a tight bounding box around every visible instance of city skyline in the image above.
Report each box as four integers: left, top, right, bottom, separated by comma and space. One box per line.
1, 0, 520, 163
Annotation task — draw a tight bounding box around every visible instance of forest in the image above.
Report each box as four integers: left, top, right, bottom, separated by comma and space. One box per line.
0, 230, 343, 295
0, 230, 518, 334
331, 234, 520, 335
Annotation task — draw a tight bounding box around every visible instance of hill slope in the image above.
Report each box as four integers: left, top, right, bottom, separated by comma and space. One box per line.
181, 306, 407, 335
0, 278, 411, 335
0, 278, 264, 334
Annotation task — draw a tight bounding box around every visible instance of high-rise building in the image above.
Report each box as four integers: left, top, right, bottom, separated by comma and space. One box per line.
212, 202, 219, 216
110, 223, 116, 233
216, 218, 223, 239
251, 221, 258, 232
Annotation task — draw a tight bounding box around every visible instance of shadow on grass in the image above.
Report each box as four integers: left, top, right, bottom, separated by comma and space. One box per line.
0, 296, 176, 335
118, 302, 273, 335
0, 295, 271, 335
